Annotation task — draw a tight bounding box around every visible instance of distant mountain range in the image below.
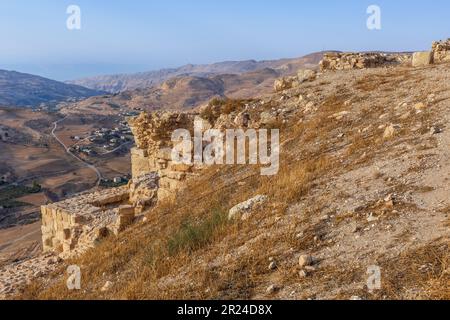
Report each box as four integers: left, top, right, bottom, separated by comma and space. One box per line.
0, 53, 324, 111
67, 52, 325, 112
0, 70, 104, 108
67, 52, 324, 93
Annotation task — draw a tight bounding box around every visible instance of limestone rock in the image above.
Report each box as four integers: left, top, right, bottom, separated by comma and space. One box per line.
266, 284, 280, 294
383, 124, 400, 140
274, 77, 294, 92
101, 281, 113, 292
320, 52, 410, 72
412, 51, 433, 67
268, 261, 277, 270
297, 69, 317, 83
228, 195, 268, 220
298, 254, 314, 267
432, 39, 450, 63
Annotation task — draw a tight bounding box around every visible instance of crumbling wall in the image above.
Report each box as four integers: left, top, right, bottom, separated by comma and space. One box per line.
41, 187, 129, 255
432, 39, 450, 63
41, 175, 159, 256
319, 52, 411, 72
129, 112, 198, 201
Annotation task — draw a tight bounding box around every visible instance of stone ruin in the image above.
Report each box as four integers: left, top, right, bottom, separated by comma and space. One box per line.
41, 174, 159, 257
40, 105, 280, 257
432, 39, 450, 63
317, 39, 450, 71
319, 52, 411, 72
40, 112, 196, 256
129, 112, 199, 201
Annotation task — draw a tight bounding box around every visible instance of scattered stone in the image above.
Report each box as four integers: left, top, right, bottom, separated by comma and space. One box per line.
266, 284, 280, 294
297, 69, 317, 83
383, 124, 399, 140
430, 126, 442, 135
367, 213, 379, 222
298, 255, 314, 267
101, 281, 114, 292
298, 270, 308, 278
268, 262, 277, 271
304, 266, 317, 272
414, 102, 426, 111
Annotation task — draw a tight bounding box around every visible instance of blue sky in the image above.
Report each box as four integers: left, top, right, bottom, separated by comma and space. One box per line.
0, 0, 449, 80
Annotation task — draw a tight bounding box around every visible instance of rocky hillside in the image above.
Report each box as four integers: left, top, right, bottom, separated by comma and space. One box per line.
0, 70, 104, 108
7, 44, 450, 300
67, 53, 324, 93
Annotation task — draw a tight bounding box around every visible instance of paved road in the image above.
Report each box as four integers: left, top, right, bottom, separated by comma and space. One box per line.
51, 117, 103, 186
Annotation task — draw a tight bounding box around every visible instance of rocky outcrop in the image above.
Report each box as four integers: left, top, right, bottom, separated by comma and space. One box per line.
319, 52, 410, 72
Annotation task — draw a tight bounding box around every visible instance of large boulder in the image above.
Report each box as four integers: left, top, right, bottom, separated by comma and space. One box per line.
412, 51, 433, 67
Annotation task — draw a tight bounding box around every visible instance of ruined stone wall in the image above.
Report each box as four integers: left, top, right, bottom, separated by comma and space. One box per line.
432, 39, 450, 63
41, 88, 296, 257
129, 112, 198, 201
319, 52, 411, 72
41, 175, 159, 256
41, 187, 129, 255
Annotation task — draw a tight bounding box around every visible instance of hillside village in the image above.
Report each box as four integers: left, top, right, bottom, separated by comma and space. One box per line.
0, 39, 450, 299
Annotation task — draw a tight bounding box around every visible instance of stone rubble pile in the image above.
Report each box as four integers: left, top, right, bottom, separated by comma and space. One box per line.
319, 52, 411, 72
432, 39, 450, 63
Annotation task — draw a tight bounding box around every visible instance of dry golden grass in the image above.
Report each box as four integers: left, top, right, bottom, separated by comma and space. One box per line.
376, 241, 450, 300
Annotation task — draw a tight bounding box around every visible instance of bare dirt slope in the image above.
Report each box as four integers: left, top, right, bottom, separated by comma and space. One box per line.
7, 61, 450, 300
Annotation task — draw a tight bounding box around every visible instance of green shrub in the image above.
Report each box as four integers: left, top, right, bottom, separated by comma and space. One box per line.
167, 209, 228, 256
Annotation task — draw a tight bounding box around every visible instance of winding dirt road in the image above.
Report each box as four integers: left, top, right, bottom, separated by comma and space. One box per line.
51, 117, 103, 186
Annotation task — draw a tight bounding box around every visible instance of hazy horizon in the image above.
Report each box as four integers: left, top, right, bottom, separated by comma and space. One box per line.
1, 0, 449, 80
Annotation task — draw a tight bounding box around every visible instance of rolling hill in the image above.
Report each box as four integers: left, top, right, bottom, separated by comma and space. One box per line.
0, 70, 104, 108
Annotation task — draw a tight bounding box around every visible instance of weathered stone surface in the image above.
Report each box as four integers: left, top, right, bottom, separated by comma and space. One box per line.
274, 69, 316, 92
274, 77, 294, 92
228, 195, 268, 220
320, 52, 410, 72
383, 124, 400, 140
40, 187, 130, 256
297, 69, 317, 83
298, 254, 314, 267
432, 39, 450, 63
412, 51, 433, 67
